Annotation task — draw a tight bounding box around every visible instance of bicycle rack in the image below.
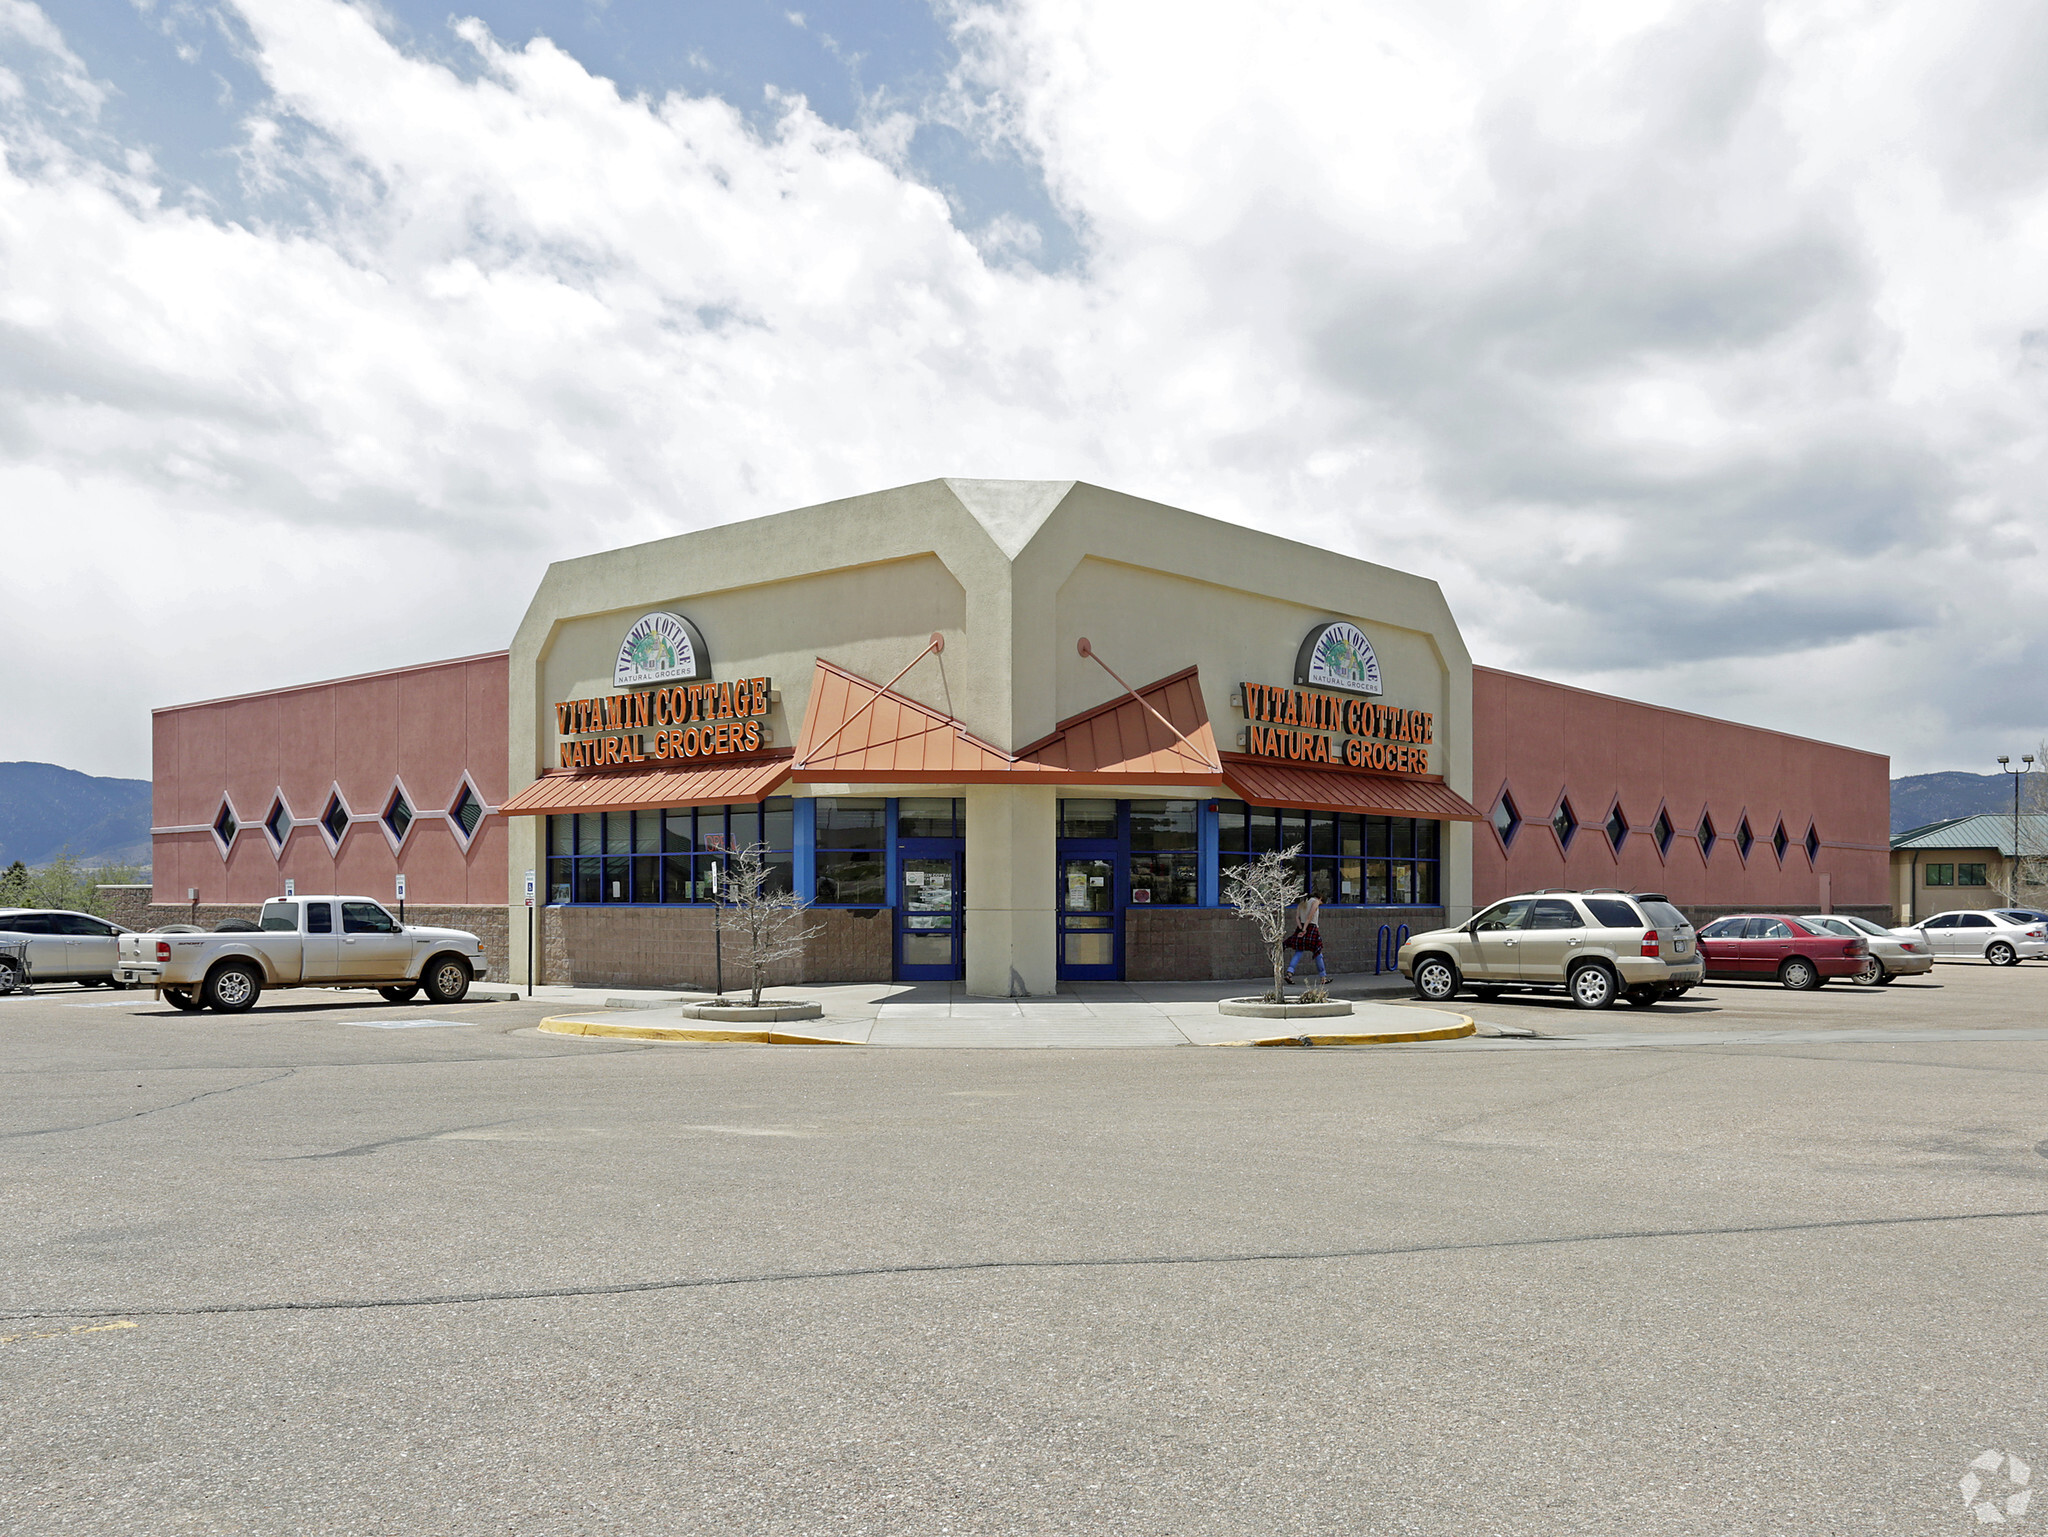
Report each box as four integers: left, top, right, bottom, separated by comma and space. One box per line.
1373, 924, 1393, 974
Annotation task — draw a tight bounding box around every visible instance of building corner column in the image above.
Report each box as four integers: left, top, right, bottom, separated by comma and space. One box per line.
964, 785, 1056, 997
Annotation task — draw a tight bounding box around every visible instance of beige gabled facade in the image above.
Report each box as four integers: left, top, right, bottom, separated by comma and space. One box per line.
503, 479, 1475, 994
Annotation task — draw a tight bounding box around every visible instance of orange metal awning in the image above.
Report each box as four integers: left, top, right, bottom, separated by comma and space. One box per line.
499, 754, 793, 815
1017, 666, 1221, 781
792, 659, 1039, 780
1220, 755, 1486, 820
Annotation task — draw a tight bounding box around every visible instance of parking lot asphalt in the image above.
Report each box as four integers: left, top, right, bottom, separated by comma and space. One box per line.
4, 965, 2047, 1535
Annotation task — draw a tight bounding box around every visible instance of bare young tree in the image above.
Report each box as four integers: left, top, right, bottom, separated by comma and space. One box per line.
1222, 843, 1306, 1002
714, 843, 824, 1006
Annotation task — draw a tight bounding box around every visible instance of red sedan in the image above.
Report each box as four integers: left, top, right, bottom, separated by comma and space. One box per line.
1693, 914, 1868, 990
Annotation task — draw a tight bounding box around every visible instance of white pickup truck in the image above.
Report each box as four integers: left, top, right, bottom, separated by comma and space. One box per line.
116, 896, 489, 1013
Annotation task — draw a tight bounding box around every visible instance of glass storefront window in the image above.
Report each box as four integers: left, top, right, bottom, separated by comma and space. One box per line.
1214, 802, 1440, 908
1059, 799, 1117, 840
1127, 801, 1198, 906
899, 798, 963, 838
545, 802, 794, 904
814, 797, 885, 905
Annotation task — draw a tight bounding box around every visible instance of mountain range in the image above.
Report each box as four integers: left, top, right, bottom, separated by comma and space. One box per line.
1889, 770, 2039, 833
0, 762, 153, 869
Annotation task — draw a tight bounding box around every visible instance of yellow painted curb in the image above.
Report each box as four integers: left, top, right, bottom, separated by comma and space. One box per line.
1227, 1014, 1477, 1048
538, 1016, 860, 1046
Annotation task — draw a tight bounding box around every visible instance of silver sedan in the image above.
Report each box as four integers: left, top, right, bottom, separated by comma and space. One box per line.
1801, 914, 1932, 984
1895, 909, 2048, 965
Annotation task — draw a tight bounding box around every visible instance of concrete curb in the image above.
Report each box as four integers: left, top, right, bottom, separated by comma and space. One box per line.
537, 1016, 860, 1046
1209, 1015, 1478, 1048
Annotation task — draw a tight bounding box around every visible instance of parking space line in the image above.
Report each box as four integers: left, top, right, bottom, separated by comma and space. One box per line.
2, 1320, 137, 1345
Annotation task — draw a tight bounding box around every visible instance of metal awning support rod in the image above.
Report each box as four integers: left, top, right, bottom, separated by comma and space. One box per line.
1075, 638, 1221, 773
794, 633, 945, 770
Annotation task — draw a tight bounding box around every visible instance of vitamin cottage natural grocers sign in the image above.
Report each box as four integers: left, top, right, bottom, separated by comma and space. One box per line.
1238, 682, 1434, 775
553, 677, 772, 770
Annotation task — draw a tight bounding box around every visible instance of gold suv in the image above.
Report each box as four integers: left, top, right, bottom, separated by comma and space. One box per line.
1399, 890, 1703, 1010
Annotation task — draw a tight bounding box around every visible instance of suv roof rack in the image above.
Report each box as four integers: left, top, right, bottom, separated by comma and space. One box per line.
1581, 887, 1630, 896
1630, 892, 1670, 902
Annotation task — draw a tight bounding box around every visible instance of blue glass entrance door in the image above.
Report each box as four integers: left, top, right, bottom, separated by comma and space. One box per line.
1056, 845, 1122, 980
895, 839, 963, 980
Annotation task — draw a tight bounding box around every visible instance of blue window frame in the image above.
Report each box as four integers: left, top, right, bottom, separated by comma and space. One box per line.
545, 798, 792, 904
1214, 801, 1440, 906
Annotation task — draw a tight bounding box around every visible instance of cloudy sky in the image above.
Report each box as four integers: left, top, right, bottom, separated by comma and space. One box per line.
3, 0, 2042, 781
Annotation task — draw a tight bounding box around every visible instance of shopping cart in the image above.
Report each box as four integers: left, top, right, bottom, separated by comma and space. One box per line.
0, 938, 32, 996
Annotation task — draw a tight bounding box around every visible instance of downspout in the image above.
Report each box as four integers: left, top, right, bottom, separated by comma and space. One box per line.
1908, 850, 1919, 923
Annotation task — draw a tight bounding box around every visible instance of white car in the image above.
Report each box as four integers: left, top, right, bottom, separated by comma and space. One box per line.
0, 908, 130, 989
1799, 914, 1932, 984
1896, 909, 2048, 966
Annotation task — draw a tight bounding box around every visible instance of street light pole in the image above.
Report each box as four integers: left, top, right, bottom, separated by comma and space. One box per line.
1997, 754, 2035, 902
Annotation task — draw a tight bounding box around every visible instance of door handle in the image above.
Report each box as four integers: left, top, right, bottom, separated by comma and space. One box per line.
344, 937, 356, 944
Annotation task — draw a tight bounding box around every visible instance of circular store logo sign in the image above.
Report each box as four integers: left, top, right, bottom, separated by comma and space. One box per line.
615, 611, 707, 688
1296, 621, 1383, 696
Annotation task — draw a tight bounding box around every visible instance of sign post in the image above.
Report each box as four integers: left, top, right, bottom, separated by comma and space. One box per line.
395, 872, 407, 926
523, 869, 536, 998
284, 878, 295, 899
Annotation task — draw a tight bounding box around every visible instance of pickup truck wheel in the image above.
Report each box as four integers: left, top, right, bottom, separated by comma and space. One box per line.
162, 987, 201, 1012
1778, 957, 1823, 991
378, 984, 420, 1004
421, 955, 471, 1005
203, 962, 262, 1013
1568, 962, 1618, 1010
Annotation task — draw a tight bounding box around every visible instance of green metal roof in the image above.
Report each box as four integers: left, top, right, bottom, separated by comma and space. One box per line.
1891, 813, 2048, 855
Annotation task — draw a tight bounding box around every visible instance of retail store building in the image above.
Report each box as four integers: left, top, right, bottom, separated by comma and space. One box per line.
145, 480, 1893, 990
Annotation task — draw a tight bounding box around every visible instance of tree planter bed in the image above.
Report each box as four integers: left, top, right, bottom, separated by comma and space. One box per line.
1216, 997, 1356, 1020
676, 1000, 825, 1023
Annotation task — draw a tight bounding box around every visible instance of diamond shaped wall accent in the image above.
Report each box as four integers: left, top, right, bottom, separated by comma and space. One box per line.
1653, 809, 1674, 856
1697, 812, 1717, 858
384, 790, 413, 842
1772, 820, 1790, 863
1605, 804, 1629, 853
322, 795, 350, 846
1805, 825, 1822, 864
265, 799, 291, 848
1735, 816, 1754, 860
1491, 790, 1521, 847
451, 784, 485, 839
1551, 798, 1578, 850
213, 803, 238, 848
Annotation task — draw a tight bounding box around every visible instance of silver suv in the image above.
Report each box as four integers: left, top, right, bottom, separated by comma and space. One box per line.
1400, 890, 1702, 1009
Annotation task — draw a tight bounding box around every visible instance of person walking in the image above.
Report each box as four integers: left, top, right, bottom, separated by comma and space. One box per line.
1283, 888, 1326, 986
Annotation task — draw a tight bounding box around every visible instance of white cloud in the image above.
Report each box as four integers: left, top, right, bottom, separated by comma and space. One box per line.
1, 0, 2046, 779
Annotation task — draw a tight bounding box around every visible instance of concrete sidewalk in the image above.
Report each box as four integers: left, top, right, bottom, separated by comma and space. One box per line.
530, 974, 1472, 1048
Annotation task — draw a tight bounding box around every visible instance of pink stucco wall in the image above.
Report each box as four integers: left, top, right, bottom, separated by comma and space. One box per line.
152, 653, 509, 906
1473, 667, 1890, 914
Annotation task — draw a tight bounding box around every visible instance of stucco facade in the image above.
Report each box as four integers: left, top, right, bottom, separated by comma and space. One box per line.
143, 477, 1895, 992
1472, 667, 1891, 922
505, 480, 1475, 995
151, 652, 508, 908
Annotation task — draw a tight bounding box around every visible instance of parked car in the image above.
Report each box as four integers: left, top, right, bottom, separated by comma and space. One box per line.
1899, 910, 2048, 966
1400, 889, 1702, 1010
1798, 914, 1932, 984
1693, 914, 1866, 989
0, 908, 131, 989
115, 896, 488, 1013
